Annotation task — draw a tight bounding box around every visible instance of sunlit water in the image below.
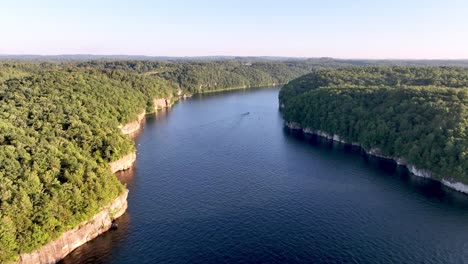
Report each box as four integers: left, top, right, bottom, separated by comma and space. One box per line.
61, 87, 468, 264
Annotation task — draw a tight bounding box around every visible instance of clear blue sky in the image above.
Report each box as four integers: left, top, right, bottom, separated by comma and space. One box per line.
1, 0, 468, 59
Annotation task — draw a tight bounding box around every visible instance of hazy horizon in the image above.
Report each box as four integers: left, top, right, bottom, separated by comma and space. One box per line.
2, 54, 468, 61
2, 0, 468, 59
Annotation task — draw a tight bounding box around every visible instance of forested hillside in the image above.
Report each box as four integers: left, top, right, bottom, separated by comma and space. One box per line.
2, 60, 468, 262
77, 59, 327, 93
154, 61, 315, 92
0, 59, 323, 262
78, 60, 468, 94
0, 63, 175, 261
280, 67, 468, 184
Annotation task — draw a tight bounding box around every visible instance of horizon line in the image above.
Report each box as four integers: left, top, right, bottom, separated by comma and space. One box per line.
1, 54, 468, 61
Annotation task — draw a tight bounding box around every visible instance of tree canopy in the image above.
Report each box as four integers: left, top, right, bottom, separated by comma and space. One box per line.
280, 67, 468, 185
0, 63, 175, 261
1, 61, 468, 262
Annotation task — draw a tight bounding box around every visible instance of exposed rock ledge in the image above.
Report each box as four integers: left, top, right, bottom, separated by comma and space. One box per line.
15, 190, 129, 264
154, 97, 172, 110
285, 121, 467, 194
118, 110, 146, 135
109, 152, 136, 173
15, 106, 149, 263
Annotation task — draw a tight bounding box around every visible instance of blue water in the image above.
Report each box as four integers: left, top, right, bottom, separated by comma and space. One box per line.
61, 87, 468, 264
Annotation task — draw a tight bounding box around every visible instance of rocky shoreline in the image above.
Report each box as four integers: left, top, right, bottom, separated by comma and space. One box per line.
285, 121, 468, 194
13, 91, 268, 263
11, 98, 171, 264
15, 190, 128, 264
109, 152, 137, 173
118, 110, 146, 135
111, 96, 175, 174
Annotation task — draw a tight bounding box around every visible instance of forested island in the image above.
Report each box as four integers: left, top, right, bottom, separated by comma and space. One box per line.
1, 58, 468, 263
280, 67, 467, 190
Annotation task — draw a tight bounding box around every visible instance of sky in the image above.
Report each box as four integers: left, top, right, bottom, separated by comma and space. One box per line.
1, 0, 468, 59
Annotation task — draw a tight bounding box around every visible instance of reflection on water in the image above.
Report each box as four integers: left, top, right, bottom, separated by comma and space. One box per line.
59, 212, 131, 264
115, 166, 136, 186
285, 127, 468, 210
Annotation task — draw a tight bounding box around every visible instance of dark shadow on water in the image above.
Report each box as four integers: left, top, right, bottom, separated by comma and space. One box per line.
282, 126, 468, 209
115, 165, 136, 187
59, 212, 131, 264
61, 88, 468, 264
60, 164, 136, 264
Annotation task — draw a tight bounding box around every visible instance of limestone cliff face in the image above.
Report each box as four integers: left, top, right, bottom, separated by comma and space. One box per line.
154, 98, 172, 110
118, 110, 146, 135
285, 121, 468, 194
16, 190, 128, 264
153, 96, 178, 110
442, 180, 468, 193
13, 109, 146, 263
109, 152, 136, 173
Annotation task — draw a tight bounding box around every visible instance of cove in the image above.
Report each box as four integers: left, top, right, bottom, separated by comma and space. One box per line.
61, 87, 468, 264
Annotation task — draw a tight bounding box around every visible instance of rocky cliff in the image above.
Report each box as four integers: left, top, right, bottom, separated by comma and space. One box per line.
154, 98, 172, 110
109, 152, 136, 173
14, 102, 170, 263
15, 190, 128, 264
285, 122, 468, 194
118, 110, 146, 135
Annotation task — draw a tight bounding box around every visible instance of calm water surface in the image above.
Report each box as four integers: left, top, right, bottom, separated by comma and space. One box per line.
62, 87, 468, 264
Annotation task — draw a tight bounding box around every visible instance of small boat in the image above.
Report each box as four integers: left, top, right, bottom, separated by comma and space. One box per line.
241, 112, 250, 116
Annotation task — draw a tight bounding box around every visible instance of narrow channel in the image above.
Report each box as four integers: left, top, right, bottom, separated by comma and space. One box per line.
61, 87, 468, 264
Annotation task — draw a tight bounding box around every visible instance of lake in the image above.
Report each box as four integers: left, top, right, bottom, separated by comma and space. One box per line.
61, 87, 468, 264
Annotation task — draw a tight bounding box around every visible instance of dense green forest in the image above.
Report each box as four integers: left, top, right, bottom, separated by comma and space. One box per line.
0, 59, 327, 262
0, 63, 176, 261
280, 67, 468, 184
2, 60, 468, 262
76, 59, 338, 93
76, 59, 468, 94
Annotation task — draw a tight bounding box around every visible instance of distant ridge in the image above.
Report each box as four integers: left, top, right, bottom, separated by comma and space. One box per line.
0, 54, 308, 62
1, 54, 468, 67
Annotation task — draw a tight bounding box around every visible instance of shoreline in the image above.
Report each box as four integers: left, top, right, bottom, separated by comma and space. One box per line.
285, 121, 468, 195
15, 190, 128, 264
118, 110, 147, 136
109, 152, 137, 173
111, 96, 176, 174
14, 89, 287, 263
13, 99, 163, 263
197, 83, 282, 94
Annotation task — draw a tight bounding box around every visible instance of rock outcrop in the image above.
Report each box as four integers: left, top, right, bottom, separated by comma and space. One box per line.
118, 110, 146, 135
16, 190, 128, 264
109, 152, 136, 173
13, 108, 150, 263
407, 165, 432, 178
154, 98, 172, 110
442, 180, 468, 194
285, 121, 468, 194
